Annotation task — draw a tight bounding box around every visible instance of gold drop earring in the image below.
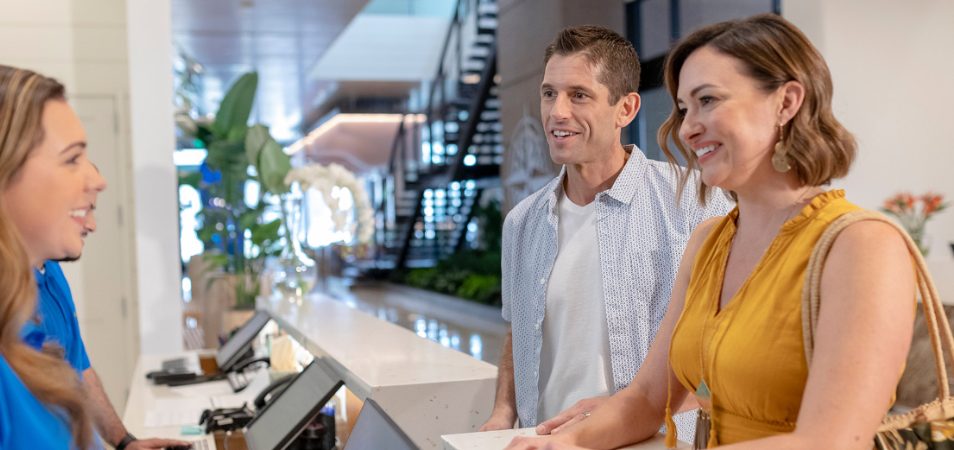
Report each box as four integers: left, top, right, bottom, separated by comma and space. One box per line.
772, 122, 792, 173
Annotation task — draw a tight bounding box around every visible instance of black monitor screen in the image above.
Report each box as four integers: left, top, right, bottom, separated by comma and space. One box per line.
216, 310, 271, 371
344, 399, 417, 450
244, 360, 343, 450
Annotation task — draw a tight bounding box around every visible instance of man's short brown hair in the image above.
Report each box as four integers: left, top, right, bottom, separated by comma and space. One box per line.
544, 25, 641, 104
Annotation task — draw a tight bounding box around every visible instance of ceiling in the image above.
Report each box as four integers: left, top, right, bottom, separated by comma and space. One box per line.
171, 0, 454, 174
171, 0, 370, 142
289, 114, 426, 173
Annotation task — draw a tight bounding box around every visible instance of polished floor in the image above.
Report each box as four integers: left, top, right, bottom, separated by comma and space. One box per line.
322, 279, 507, 365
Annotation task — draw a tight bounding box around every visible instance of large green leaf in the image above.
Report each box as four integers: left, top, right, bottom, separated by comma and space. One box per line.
213, 72, 258, 139
237, 205, 267, 231
245, 125, 270, 170
249, 219, 282, 247
205, 139, 250, 208
205, 140, 248, 173
248, 129, 291, 195
259, 140, 291, 195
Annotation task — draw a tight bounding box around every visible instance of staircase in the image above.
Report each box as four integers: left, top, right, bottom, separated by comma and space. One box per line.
369, 0, 501, 272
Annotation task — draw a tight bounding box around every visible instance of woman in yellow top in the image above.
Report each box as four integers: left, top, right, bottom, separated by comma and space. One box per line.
505, 13, 915, 450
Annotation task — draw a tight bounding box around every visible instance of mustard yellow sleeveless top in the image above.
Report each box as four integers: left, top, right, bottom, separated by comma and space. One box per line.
670, 190, 859, 445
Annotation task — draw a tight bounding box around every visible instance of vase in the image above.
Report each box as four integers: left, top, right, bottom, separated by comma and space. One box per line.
284, 185, 343, 293
276, 188, 330, 302
914, 231, 930, 257
272, 248, 316, 304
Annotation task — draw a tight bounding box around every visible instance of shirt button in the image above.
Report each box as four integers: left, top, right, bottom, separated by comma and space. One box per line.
535, 323, 541, 330
539, 278, 545, 285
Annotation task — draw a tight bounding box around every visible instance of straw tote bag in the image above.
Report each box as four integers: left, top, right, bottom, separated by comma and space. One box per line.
803, 210, 954, 450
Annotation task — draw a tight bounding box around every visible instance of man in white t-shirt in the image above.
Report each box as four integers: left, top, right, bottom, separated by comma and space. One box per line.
479, 25, 731, 436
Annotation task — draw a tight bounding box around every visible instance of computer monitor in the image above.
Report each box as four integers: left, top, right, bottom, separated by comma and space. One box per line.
344, 398, 417, 450
244, 359, 344, 450
216, 310, 271, 372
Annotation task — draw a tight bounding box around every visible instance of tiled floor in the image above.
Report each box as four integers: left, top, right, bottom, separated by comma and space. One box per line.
321, 279, 507, 365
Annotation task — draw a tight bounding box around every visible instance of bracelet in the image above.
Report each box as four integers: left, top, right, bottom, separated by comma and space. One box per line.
116, 432, 137, 450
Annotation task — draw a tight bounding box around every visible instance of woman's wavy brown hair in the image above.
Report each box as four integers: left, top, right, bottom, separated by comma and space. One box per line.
0, 64, 92, 448
658, 13, 856, 204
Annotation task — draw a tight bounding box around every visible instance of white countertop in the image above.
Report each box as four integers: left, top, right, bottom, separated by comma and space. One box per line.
260, 293, 498, 397
122, 351, 270, 438
442, 429, 686, 450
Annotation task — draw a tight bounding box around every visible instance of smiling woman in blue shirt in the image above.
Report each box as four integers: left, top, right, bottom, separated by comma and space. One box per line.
0, 65, 94, 448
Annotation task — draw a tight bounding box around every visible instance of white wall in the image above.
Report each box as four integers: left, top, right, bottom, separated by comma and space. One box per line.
0, 0, 142, 409
784, 0, 954, 262
126, 0, 184, 356
0, 0, 184, 410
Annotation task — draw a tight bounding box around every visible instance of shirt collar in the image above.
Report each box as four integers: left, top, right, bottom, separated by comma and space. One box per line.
603, 144, 646, 205
21, 321, 46, 350
540, 144, 647, 214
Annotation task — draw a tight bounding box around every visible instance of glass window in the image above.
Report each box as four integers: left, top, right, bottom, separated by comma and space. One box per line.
679, 0, 775, 34
636, 87, 677, 162
639, 0, 674, 60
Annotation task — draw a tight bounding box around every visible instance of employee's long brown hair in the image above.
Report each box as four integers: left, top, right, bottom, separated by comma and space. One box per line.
0, 64, 92, 448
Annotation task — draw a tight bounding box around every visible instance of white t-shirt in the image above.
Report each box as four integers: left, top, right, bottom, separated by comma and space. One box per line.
536, 191, 614, 422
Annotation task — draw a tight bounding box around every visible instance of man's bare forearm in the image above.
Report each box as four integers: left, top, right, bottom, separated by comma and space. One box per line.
492, 330, 517, 419
83, 367, 127, 446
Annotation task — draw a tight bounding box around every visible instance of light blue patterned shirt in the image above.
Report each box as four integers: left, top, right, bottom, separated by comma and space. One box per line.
501, 145, 733, 431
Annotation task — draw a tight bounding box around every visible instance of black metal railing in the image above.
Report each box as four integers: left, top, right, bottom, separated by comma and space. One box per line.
374, 0, 501, 271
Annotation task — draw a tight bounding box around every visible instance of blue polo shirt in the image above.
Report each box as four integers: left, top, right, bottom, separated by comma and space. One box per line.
20, 262, 104, 449
0, 354, 73, 448
21, 261, 91, 373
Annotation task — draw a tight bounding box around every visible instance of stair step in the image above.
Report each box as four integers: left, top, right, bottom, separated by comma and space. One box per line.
375, 3, 501, 273
477, 17, 498, 29
477, 3, 498, 15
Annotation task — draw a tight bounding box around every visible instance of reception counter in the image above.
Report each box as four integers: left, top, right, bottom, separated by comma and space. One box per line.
125, 292, 497, 448
124, 292, 694, 449
259, 293, 498, 448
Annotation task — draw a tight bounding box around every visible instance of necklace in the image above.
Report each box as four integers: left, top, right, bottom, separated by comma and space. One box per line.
692, 186, 824, 449
734, 187, 824, 252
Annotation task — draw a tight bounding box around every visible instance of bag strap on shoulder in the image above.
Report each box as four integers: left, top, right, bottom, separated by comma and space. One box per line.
801, 209, 954, 399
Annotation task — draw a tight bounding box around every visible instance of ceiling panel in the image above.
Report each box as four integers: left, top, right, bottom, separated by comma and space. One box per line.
302, 119, 405, 173
172, 0, 369, 142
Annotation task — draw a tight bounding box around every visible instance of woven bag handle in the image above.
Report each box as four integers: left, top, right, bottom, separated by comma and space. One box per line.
802, 210, 954, 399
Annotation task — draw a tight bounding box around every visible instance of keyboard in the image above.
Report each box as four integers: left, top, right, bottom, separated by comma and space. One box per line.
186, 438, 213, 450
161, 357, 189, 371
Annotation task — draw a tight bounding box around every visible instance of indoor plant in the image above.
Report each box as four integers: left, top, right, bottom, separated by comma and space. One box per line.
881, 192, 948, 256
178, 72, 292, 308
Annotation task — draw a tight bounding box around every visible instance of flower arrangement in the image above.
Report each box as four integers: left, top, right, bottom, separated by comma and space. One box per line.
881, 192, 948, 256
284, 163, 375, 246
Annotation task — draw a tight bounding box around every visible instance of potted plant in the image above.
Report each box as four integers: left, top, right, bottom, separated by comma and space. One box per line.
179, 72, 292, 309
881, 192, 948, 256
